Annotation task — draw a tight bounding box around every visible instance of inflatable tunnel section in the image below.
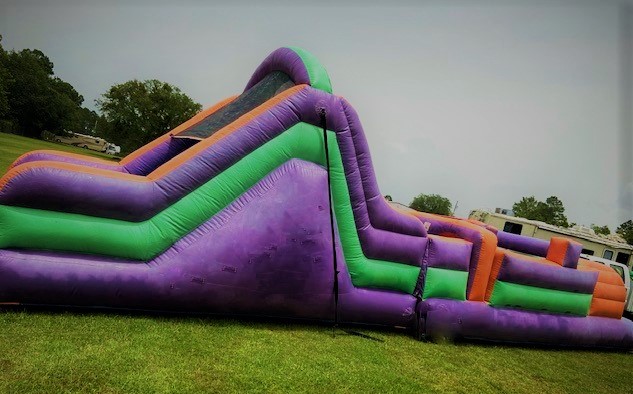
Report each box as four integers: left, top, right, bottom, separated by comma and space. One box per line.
0, 47, 631, 350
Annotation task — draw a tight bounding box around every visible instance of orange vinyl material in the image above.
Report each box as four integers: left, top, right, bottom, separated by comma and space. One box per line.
595, 270, 626, 286
546, 237, 582, 266
459, 221, 496, 301
589, 297, 626, 319
577, 260, 624, 286
592, 281, 627, 302
577, 258, 626, 318
485, 248, 507, 301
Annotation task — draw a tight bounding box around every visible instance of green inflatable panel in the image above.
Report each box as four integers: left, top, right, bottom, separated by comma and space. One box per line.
422, 267, 468, 301
489, 281, 592, 316
288, 46, 333, 93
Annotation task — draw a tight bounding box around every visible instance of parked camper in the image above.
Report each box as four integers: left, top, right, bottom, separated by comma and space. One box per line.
469, 209, 633, 268
54, 132, 107, 152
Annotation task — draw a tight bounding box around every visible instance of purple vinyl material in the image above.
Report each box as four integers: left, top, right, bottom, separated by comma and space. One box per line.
561, 241, 582, 269
2, 47, 633, 349
409, 214, 488, 297
0, 89, 422, 234
11, 137, 199, 177
0, 159, 416, 327
425, 236, 472, 271
244, 48, 311, 91
0, 87, 427, 266
419, 299, 633, 349
340, 99, 424, 237
122, 137, 200, 175
338, 258, 417, 327
496, 254, 598, 293
496, 231, 549, 257
10, 152, 125, 172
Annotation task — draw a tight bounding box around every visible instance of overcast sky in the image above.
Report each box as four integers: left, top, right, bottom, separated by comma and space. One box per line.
1, 0, 631, 228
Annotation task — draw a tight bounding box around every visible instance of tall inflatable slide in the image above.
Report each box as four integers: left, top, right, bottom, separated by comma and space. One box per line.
0, 48, 632, 349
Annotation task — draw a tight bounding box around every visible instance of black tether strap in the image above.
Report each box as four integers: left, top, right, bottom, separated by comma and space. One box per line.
319, 109, 383, 343
319, 109, 339, 328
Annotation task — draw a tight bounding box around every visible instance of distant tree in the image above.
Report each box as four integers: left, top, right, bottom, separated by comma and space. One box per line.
616, 220, 633, 245
1, 45, 88, 138
512, 196, 541, 219
0, 35, 10, 123
409, 193, 452, 215
545, 196, 569, 228
75, 107, 99, 135
384, 195, 393, 201
512, 195, 570, 227
590, 224, 611, 236
97, 79, 202, 153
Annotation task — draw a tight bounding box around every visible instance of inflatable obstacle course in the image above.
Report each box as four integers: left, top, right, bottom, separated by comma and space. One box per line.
0, 47, 632, 349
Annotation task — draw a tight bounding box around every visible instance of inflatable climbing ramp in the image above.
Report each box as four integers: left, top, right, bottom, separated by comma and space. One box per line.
0, 47, 632, 349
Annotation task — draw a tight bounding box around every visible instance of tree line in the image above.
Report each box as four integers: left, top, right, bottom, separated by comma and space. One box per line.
0, 35, 201, 154
407, 193, 632, 245
512, 195, 632, 244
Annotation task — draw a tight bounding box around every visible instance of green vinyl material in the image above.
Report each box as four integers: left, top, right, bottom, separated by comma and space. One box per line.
288, 47, 333, 94
422, 267, 468, 301
489, 281, 592, 316
0, 123, 420, 293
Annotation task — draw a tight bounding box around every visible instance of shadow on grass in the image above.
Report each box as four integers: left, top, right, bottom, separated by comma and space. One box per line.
2, 304, 630, 353
0, 304, 409, 341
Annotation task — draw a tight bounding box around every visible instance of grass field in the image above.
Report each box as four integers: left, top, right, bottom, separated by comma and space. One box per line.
0, 132, 631, 393
0, 132, 118, 173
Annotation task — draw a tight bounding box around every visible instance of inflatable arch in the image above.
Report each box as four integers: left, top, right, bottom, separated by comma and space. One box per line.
0, 47, 632, 349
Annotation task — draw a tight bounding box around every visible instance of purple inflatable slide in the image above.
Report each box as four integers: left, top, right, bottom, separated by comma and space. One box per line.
0, 47, 631, 349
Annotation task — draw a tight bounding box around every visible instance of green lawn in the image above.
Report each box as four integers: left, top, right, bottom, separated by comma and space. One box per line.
0, 132, 631, 393
0, 132, 119, 174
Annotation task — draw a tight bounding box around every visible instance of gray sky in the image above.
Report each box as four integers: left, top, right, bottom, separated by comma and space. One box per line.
1, 0, 631, 228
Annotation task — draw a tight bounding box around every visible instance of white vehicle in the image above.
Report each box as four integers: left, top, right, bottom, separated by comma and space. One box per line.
105, 143, 121, 156
581, 253, 633, 314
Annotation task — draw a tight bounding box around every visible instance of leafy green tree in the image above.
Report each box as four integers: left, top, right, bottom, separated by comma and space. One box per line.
545, 196, 569, 228
0, 35, 10, 123
0, 37, 15, 133
409, 193, 452, 215
512, 195, 570, 227
75, 107, 99, 135
384, 195, 393, 202
513, 196, 541, 219
96, 80, 202, 153
1, 46, 86, 138
590, 224, 610, 236
616, 220, 633, 245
